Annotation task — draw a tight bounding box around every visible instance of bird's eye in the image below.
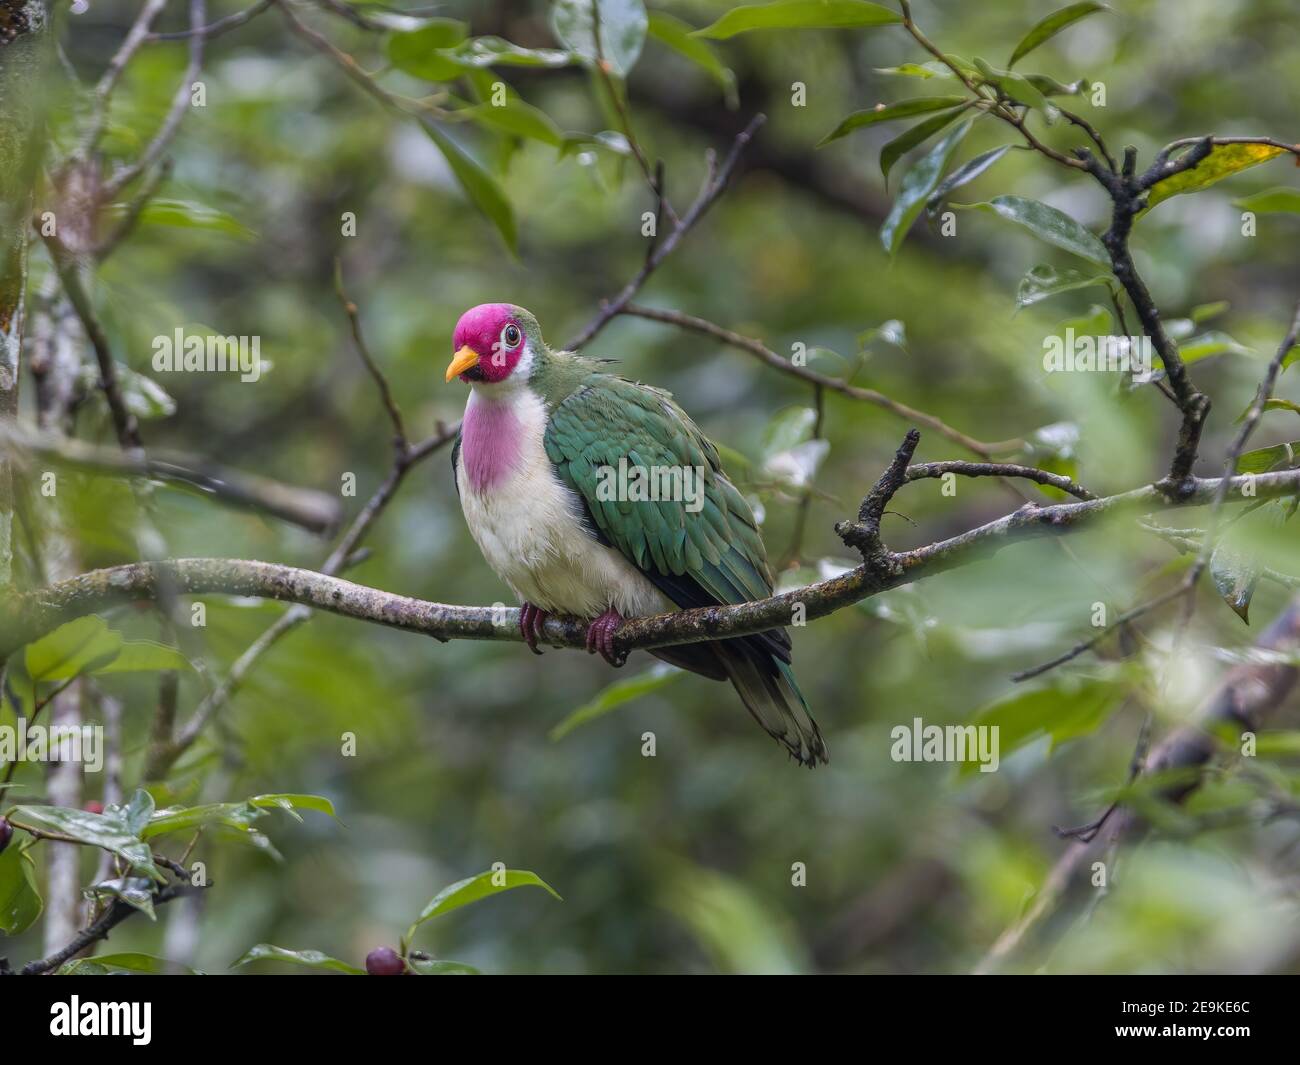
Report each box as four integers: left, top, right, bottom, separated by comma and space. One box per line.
502, 324, 521, 348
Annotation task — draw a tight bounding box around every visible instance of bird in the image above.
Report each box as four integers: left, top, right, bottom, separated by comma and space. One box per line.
445, 303, 827, 766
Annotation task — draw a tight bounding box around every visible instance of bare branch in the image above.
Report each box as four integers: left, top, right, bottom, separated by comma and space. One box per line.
564, 114, 767, 352
619, 304, 1020, 458
75, 0, 169, 161
40, 233, 142, 450
334, 258, 407, 450
904, 460, 1096, 501
0, 422, 343, 534
977, 591, 1300, 973
104, 0, 207, 198
6, 467, 1300, 664
147, 0, 275, 42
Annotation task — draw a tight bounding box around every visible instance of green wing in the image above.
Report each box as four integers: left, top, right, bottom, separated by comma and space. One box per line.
543, 373, 775, 614
544, 372, 828, 766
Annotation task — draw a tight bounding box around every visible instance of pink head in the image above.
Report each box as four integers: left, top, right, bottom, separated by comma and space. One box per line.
445, 303, 537, 385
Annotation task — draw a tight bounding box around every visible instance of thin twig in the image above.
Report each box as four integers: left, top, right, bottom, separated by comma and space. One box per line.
620, 303, 1020, 458
148, 0, 276, 42
565, 115, 767, 352
105, 0, 208, 198
334, 258, 407, 449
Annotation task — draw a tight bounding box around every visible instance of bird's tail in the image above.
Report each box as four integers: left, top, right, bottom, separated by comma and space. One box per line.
715, 644, 828, 767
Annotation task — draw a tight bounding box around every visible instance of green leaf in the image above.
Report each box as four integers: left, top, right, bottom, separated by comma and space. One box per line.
1209, 501, 1291, 624
107, 198, 254, 240
1015, 263, 1112, 309
0, 843, 42, 935
22, 620, 188, 679
406, 869, 561, 943
880, 119, 972, 256
423, 124, 517, 253
143, 792, 335, 839
1145, 142, 1289, 212
58, 952, 198, 975
118, 364, 177, 421
232, 944, 364, 974
464, 98, 564, 148
1210, 544, 1261, 624
1178, 330, 1252, 363
24, 616, 121, 680
117, 789, 156, 837
86, 876, 157, 920
818, 96, 967, 147
874, 62, 941, 79
249, 792, 338, 821
100, 640, 191, 674
1233, 187, 1300, 214
1008, 2, 1108, 67
1190, 299, 1230, 323
549, 0, 648, 77
7, 805, 165, 883
550, 662, 683, 740
955, 195, 1108, 267
974, 58, 1058, 122
1022, 73, 1089, 96
879, 105, 967, 182
646, 12, 736, 102
928, 144, 1015, 212
693, 0, 900, 39
964, 678, 1124, 775
408, 957, 481, 975
390, 32, 572, 81
1254, 397, 1300, 419
1236, 440, 1299, 475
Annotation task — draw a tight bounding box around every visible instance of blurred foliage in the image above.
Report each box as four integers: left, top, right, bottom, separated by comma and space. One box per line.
3, 0, 1300, 975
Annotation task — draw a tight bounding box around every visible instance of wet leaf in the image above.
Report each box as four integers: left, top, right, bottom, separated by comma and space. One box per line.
550, 662, 682, 740
881, 119, 972, 256
406, 869, 561, 943
819, 96, 967, 147
646, 11, 736, 102
423, 124, 517, 253
1145, 142, 1289, 212
1015, 263, 1112, 309
550, 0, 647, 77
693, 0, 900, 39
1008, 2, 1109, 67
232, 944, 364, 974
879, 105, 967, 182
956, 195, 1108, 266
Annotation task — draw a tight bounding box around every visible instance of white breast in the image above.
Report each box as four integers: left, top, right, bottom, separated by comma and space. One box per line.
457, 388, 674, 620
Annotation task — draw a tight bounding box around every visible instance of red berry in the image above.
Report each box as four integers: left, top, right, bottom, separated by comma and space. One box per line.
365, 947, 405, 975
0, 817, 12, 853
84, 801, 104, 815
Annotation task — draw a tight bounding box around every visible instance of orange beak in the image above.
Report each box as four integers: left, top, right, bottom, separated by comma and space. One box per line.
445, 344, 480, 382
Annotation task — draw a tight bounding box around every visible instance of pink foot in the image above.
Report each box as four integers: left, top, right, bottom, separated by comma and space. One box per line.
519, 602, 549, 655
585, 607, 627, 667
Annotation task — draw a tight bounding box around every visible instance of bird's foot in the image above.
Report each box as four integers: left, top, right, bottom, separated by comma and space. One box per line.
585, 607, 627, 668
519, 602, 550, 655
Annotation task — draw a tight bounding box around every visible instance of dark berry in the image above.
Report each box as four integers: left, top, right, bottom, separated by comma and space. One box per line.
365, 947, 405, 975
0, 817, 12, 854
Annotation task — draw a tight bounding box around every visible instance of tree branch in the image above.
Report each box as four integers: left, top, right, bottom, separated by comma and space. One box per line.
564, 114, 767, 352
977, 591, 1300, 973
619, 304, 1020, 458
0, 422, 343, 534
5, 464, 1300, 664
